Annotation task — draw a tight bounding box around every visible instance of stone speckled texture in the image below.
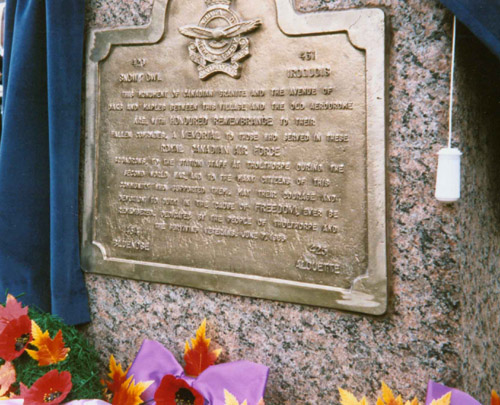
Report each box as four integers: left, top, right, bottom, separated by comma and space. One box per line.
454, 24, 500, 404
80, 0, 490, 403
85, 0, 153, 28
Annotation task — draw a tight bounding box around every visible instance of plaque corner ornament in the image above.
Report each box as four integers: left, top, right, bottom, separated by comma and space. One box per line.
178, 0, 262, 80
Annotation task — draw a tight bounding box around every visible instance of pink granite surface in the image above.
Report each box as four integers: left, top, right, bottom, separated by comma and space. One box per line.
81, 0, 472, 403
454, 24, 500, 404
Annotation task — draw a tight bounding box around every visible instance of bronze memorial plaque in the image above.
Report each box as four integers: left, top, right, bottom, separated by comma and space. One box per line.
83, 0, 387, 314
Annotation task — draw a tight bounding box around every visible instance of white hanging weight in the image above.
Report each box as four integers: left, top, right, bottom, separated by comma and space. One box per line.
435, 147, 462, 202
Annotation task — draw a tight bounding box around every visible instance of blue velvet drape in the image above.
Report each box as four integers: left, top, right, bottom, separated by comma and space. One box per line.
439, 0, 500, 59
0, 0, 89, 325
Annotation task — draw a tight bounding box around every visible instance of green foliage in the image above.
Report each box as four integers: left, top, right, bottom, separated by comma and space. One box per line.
12, 307, 104, 401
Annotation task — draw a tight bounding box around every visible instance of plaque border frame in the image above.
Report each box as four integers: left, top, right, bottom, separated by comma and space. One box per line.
82, 0, 388, 315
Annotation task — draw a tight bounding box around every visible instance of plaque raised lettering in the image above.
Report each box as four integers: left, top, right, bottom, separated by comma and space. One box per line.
83, 0, 388, 314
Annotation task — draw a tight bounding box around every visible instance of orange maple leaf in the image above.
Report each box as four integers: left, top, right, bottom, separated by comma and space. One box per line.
377, 382, 419, 405
111, 375, 152, 405
492, 390, 500, 405
429, 392, 451, 405
184, 319, 221, 377
102, 355, 131, 396
25, 321, 70, 366
0, 361, 15, 398
224, 389, 248, 405
339, 388, 369, 405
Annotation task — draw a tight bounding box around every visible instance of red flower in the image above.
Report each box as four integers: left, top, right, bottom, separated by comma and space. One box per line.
0, 314, 32, 361
154, 375, 204, 405
19, 369, 72, 405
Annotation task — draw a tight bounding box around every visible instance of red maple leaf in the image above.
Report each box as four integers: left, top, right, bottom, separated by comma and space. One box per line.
183, 319, 221, 377
0, 295, 28, 331
0, 361, 16, 398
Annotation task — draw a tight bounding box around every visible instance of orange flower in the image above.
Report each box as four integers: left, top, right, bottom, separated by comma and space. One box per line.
154, 375, 204, 405
19, 369, 72, 405
0, 314, 32, 361
26, 321, 70, 366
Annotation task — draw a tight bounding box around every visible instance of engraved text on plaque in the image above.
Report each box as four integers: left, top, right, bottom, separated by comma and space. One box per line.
83, 0, 387, 314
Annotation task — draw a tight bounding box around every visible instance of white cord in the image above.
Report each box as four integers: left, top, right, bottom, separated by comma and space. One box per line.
448, 16, 457, 149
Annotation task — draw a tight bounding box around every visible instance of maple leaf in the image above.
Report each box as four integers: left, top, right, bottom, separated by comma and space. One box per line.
339, 388, 369, 405
184, 319, 221, 377
429, 392, 451, 405
102, 354, 131, 396
0, 361, 15, 397
111, 375, 152, 405
492, 390, 500, 405
375, 383, 419, 405
224, 389, 248, 405
25, 321, 70, 366
0, 295, 28, 330
378, 382, 404, 405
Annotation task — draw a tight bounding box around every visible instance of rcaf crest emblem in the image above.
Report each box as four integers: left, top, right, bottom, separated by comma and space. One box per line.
179, 0, 262, 80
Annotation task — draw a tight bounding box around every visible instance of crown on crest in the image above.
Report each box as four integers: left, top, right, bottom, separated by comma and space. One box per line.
205, 0, 232, 7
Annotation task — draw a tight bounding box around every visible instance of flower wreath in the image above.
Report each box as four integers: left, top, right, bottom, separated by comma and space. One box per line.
102, 319, 269, 405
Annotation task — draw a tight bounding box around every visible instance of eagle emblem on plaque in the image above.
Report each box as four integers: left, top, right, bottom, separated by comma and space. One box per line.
179, 0, 262, 80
